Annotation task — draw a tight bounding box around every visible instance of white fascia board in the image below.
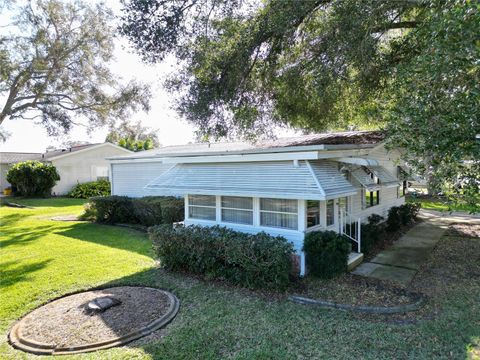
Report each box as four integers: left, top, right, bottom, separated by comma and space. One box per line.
48, 143, 132, 161
144, 187, 326, 200
109, 158, 166, 164
333, 157, 379, 166
161, 151, 321, 164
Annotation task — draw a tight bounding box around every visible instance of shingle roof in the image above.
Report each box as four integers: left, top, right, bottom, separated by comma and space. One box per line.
110, 130, 384, 160
41, 143, 101, 159
257, 130, 384, 148
0, 143, 103, 164
0, 152, 42, 164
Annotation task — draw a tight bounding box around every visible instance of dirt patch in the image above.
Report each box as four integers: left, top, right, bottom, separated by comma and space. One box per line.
9, 286, 179, 355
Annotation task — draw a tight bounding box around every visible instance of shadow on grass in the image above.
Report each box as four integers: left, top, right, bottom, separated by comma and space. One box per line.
0, 213, 30, 228
55, 222, 153, 257
0, 222, 58, 249
0, 259, 52, 289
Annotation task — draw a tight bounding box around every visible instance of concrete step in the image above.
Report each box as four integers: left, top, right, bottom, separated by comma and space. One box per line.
348, 252, 364, 271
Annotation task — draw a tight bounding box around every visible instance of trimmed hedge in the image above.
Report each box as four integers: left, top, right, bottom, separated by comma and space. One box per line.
86, 195, 184, 225
303, 231, 350, 279
149, 224, 295, 290
69, 180, 110, 198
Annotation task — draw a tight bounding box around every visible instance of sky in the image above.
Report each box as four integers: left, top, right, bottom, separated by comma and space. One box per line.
0, 1, 207, 153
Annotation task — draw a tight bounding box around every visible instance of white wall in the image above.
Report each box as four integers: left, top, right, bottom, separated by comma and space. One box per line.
0, 164, 11, 190
350, 144, 405, 221
51, 145, 130, 195
111, 161, 175, 197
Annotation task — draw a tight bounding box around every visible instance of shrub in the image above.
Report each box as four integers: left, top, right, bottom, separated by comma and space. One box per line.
399, 203, 421, 225
132, 196, 184, 226
6, 160, 60, 197
85, 195, 184, 225
89, 196, 134, 224
303, 231, 349, 279
386, 206, 401, 232
149, 224, 294, 290
69, 180, 111, 198
361, 214, 385, 255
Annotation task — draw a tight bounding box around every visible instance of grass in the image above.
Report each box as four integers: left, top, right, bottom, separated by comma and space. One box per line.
1, 198, 479, 359
407, 194, 478, 213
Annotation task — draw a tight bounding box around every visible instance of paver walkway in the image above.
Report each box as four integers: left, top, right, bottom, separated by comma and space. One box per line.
352, 211, 480, 285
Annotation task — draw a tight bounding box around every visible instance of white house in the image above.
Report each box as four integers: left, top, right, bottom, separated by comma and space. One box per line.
0, 142, 131, 195
108, 131, 410, 275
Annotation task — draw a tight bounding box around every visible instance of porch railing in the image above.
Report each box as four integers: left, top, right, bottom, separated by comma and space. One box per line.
339, 209, 362, 253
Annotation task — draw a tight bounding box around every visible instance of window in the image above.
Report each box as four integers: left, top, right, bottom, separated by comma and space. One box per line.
365, 189, 380, 208
338, 196, 348, 217
221, 196, 253, 225
364, 168, 380, 208
188, 195, 216, 220
307, 200, 320, 228
260, 198, 298, 230
326, 199, 335, 226
94, 166, 109, 181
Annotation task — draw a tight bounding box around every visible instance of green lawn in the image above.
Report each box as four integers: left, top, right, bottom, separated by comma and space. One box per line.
407, 194, 478, 213
1, 198, 479, 359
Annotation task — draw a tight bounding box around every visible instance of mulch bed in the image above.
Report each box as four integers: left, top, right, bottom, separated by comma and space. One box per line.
10, 287, 177, 353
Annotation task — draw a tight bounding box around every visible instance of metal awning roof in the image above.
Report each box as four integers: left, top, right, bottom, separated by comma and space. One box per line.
145, 160, 357, 200
351, 166, 400, 190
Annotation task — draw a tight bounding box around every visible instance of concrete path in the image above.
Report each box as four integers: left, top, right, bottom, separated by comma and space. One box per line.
352, 211, 479, 286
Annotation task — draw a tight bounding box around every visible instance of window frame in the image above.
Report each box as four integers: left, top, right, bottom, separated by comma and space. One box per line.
187, 195, 216, 221
259, 198, 298, 230
306, 200, 321, 229
220, 196, 254, 225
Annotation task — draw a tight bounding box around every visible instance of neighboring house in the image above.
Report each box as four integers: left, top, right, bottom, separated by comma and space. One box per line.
108, 131, 410, 275
0, 143, 131, 195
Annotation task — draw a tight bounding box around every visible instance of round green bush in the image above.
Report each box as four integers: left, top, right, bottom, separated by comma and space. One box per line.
6, 161, 60, 197
303, 230, 350, 278
69, 180, 111, 198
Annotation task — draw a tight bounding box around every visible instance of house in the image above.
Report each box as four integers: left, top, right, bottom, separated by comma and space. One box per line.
107, 131, 410, 275
0, 143, 131, 195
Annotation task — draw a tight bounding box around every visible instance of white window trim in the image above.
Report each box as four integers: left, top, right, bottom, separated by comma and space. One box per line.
185, 194, 303, 233
220, 196, 254, 225
187, 195, 217, 221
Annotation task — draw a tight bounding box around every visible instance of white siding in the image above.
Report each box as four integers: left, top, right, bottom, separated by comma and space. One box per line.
349, 144, 405, 221
51, 145, 131, 195
0, 164, 11, 190
111, 162, 174, 197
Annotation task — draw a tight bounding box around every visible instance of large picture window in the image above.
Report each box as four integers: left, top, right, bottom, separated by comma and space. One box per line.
221, 196, 253, 225
188, 195, 216, 220
260, 198, 298, 230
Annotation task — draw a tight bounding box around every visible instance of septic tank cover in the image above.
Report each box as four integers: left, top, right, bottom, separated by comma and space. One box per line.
9, 286, 179, 355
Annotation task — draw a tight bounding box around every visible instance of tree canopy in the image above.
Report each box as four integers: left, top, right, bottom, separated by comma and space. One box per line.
0, 0, 151, 136
105, 120, 160, 152
121, 0, 479, 210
